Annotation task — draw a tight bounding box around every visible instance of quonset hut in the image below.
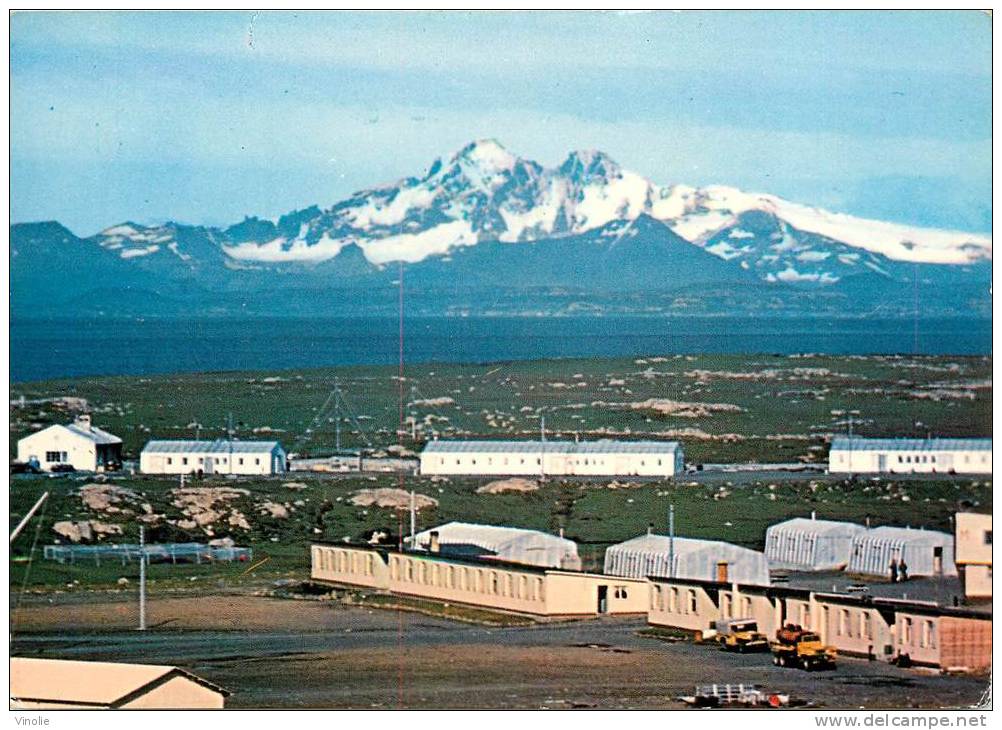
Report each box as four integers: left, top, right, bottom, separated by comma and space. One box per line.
419, 439, 684, 478
828, 437, 992, 475
604, 533, 771, 586
406, 521, 581, 570
764, 517, 867, 571
847, 526, 957, 578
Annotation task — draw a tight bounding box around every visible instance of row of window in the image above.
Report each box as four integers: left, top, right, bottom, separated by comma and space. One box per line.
651, 584, 699, 614
389, 556, 545, 602
900, 616, 937, 649
45, 451, 68, 463
318, 549, 376, 577
164, 456, 261, 466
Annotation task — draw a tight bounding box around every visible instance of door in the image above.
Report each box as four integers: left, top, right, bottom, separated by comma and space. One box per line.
204, 457, 214, 475
597, 585, 609, 614
933, 547, 943, 574
877, 454, 887, 472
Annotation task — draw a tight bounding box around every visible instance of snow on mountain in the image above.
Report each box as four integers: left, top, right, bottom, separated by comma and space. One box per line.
90, 140, 992, 280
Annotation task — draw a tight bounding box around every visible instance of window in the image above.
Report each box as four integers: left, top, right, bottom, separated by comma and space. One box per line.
652, 585, 661, 611
742, 597, 751, 615
198, 457, 203, 464
167, 457, 173, 465
534, 577, 543, 602
440, 458, 445, 465
519, 575, 527, 599
898, 456, 903, 463
670, 587, 678, 612
921, 620, 935, 648
902, 617, 912, 644
688, 590, 697, 614
239, 458, 244, 465
985, 531, 993, 546
390, 557, 400, 580
862, 612, 872, 640
366, 554, 373, 576
45, 451, 62, 463
182, 457, 189, 465
490, 572, 499, 595
255, 458, 260, 465
406, 561, 414, 582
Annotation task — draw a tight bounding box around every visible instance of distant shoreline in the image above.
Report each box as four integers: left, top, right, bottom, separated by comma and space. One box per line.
10, 314, 992, 383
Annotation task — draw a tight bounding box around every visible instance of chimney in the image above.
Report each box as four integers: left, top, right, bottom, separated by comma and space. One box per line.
559, 527, 565, 539
75, 414, 92, 430
429, 531, 440, 554
811, 510, 816, 521
716, 561, 729, 583
647, 523, 654, 536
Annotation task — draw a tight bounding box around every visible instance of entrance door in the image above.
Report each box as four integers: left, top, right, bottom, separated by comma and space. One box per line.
933, 547, 943, 574
877, 454, 887, 472
597, 585, 609, 614
204, 457, 214, 475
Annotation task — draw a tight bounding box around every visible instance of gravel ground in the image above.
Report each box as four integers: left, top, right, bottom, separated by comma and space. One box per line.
10, 592, 991, 710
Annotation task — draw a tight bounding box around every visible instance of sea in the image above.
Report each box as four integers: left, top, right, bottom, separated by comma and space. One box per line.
9, 315, 993, 383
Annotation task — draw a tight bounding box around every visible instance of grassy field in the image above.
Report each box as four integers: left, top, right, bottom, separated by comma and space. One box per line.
10, 353, 992, 464
9, 353, 992, 591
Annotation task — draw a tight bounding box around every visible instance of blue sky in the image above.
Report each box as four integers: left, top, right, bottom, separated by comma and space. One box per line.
10, 11, 991, 236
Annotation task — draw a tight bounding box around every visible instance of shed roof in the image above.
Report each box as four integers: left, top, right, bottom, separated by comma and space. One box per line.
831, 437, 991, 452
141, 439, 282, 454
422, 439, 680, 455
10, 658, 229, 707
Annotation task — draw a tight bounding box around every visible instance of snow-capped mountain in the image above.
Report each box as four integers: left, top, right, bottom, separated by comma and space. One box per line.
208, 139, 990, 276
10, 139, 992, 319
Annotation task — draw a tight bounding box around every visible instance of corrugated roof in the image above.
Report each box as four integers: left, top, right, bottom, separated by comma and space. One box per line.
855, 526, 953, 545
141, 439, 282, 454
831, 437, 991, 452
422, 439, 680, 455
10, 658, 228, 706
405, 521, 578, 569
767, 517, 867, 536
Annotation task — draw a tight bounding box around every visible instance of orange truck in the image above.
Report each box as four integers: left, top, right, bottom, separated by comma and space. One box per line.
770, 624, 837, 671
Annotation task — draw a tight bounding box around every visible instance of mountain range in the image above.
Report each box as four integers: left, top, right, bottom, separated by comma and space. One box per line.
10, 139, 992, 319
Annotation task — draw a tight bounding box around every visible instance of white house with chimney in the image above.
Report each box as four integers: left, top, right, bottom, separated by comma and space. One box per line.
16, 415, 123, 472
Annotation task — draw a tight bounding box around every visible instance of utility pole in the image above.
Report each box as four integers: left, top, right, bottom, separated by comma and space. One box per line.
409, 490, 416, 547
334, 379, 342, 453
10, 492, 48, 544
668, 504, 676, 579
138, 525, 147, 631
540, 415, 546, 482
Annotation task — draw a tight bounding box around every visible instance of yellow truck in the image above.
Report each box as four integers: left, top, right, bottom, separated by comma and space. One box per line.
714, 618, 770, 653
770, 624, 837, 671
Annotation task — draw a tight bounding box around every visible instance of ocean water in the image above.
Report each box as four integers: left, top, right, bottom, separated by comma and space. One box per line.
9, 315, 992, 383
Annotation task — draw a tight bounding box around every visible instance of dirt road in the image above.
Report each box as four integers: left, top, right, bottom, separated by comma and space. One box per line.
10, 593, 990, 709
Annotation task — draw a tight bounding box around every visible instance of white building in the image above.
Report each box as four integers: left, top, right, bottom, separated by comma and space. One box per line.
764, 516, 867, 571
406, 521, 581, 570
955, 512, 992, 599
604, 533, 771, 586
16, 415, 122, 472
419, 439, 684, 478
828, 437, 991, 475
140, 439, 286, 476
847, 526, 957, 578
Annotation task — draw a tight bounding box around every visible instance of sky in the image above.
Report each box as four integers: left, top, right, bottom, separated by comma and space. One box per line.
9, 11, 992, 237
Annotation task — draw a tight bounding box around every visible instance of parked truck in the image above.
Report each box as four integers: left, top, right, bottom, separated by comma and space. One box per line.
714, 618, 770, 653
770, 624, 836, 670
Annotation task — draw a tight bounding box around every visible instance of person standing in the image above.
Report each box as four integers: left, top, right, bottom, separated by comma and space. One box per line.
899, 557, 908, 582
889, 557, 899, 583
